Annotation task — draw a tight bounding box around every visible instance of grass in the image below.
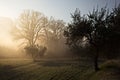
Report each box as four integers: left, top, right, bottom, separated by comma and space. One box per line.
0, 59, 120, 80
0, 58, 92, 80
89, 60, 120, 80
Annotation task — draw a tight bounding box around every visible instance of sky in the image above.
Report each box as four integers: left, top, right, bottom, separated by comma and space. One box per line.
0, 0, 120, 23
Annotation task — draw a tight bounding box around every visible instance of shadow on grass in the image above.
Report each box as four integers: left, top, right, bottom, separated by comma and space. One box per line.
34, 59, 93, 68
33, 58, 86, 67
0, 65, 18, 80
35, 60, 76, 67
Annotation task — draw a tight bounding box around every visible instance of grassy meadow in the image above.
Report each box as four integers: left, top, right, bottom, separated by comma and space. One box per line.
0, 58, 120, 80
0, 58, 94, 80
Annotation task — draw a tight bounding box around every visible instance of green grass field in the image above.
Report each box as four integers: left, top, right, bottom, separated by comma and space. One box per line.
0, 59, 93, 80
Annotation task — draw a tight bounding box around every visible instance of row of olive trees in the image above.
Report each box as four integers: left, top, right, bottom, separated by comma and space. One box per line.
12, 10, 65, 60
64, 5, 120, 71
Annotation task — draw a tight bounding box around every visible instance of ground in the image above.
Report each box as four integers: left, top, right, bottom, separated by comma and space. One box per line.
0, 58, 92, 80
0, 58, 120, 80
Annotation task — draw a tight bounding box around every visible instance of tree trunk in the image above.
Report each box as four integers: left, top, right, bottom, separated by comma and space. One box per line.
94, 48, 100, 72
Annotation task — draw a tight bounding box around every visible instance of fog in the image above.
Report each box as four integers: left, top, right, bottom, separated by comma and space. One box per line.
0, 17, 70, 59
0, 17, 23, 58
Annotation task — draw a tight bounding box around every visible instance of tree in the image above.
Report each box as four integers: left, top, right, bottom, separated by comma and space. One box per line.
64, 9, 92, 55
39, 17, 66, 56
24, 45, 47, 61
12, 10, 47, 60
13, 10, 45, 47
87, 7, 110, 71
41, 17, 65, 43
47, 18, 66, 55
64, 6, 120, 71
104, 4, 120, 59
48, 17, 65, 41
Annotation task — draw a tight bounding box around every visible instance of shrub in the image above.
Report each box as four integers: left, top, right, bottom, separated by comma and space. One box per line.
24, 45, 47, 60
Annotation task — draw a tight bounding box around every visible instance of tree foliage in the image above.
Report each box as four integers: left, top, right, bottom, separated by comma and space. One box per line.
64, 5, 120, 71
24, 45, 47, 61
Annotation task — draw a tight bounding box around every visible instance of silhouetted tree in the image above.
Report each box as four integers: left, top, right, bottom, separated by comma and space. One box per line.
87, 7, 110, 71
64, 8, 92, 56
104, 4, 120, 59
64, 6, 120, 71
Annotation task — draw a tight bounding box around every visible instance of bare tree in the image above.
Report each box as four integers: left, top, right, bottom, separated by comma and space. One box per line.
38, 17, 65, 46
12, 10, 45, 47
49, 17, 65, 40
42, 17, 66, 56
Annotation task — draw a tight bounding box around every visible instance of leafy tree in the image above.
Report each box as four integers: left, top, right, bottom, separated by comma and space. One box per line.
104, 5, 120, 59
64, 9, 92, 55
64, 6, 120, 71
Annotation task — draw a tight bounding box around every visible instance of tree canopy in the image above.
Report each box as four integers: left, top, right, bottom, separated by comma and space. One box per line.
64, 5, 120, 71
12, 10, 45, 46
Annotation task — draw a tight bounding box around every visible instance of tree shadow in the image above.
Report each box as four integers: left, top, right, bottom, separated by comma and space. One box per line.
35, 60, 79, 67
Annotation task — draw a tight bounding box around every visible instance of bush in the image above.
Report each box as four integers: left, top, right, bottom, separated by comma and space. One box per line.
24, 45, 47, 60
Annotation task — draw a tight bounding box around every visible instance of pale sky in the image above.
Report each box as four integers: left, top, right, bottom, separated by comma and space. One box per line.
0, 0, 120, 23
